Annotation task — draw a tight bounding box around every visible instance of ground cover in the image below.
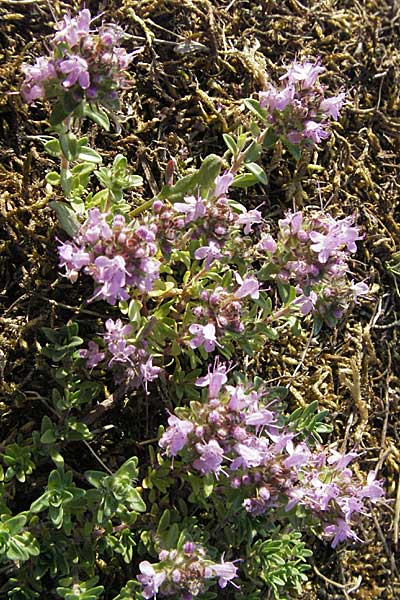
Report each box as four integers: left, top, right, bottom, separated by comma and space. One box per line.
0, 0, 399, 598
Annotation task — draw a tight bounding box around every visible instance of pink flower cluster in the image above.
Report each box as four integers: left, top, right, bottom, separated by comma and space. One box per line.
153, 173, 261, 263
260, 210, 368, 325
189, 274, 260, 353
137, 541, 238, 599
21, 9, 137, 106
159, 360, 384, 547
258, 59, 345, 146
58, 209, 160, 304
79, 318, 161, 392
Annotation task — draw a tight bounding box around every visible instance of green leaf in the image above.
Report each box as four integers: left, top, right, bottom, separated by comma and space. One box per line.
44, 139, 62, 157
84, 105, 110, 131
231, 173, 259, 188
49, 201, 80, 237
244, 98, 268, 121
85, 470, 107, 488
282, 138, 301, 161
263, 127, 279, 147
59, 133, 78, 161
197, 154, 222, 194
60, 168, 73, 196
6, 514, 27, 535
128, 300, 142, 325
156, 509, 171, 534
40, 429, 57, 444
245, 162, 268, 185
77, 146, 103, 164
222, 133, 238, 155
116, 457, 139, 479
50, 102, 71, 127
46, 171, 61, 186
126, 488, 146, 512
244, 141, 262, 163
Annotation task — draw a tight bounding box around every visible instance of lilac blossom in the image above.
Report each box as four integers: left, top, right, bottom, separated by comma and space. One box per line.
207, 558, 239, 589
323, 519, 362, 548
21, 57, 57, 103
234, 274, 260, 299
194, 241, 223, 269
137, 544, 239, 598
236, 209, 262, 234
189, 323, 218, 353
59, 56, 90, 89
174, 195, 206, 224
259, 83, 294, 111
159, 368, 385, 548
282, 59, 325, 88
58, 211, 160, 303
255, 58, 345, 149
159, 416, 194, 456
214, 172, 234, 198
258, 233, 277, 253
54, 9, 91, 47
303, 120, 330, 144
137, 561, 166, 600
79, 341, 105, 369
21, 8, 138, 108
90, 255, 129, 304
196, 358, 230, 398
320, 92, 346, 120
58, 241, 91, 283
193, 440, 224, 475
263, 209, 366, 325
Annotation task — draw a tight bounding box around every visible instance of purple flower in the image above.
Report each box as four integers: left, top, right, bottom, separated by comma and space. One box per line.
194, 241, 223, 269
303, 120, 330, 144
113, 46, 137, 69
58, 241, 91, 282
214, 173, 234, 198
236, 209, 262, 235
104, 318, 132, 343
332, 217, 362, 252
234, 274, 260, 299
309, 230, 340, 263
258, 234, 277, 253
358, 471, 385, 501
294, 291, 318, 315
232, 441, 265, 469
174, 195, 206, 224
245, 409, 276, 427
59, 56, 90, 89
282, 59, 325, 88
137, 561, 166, 599
21, 57, 57, 103
108, 339, 136, 366
208, 557, 239, 589
83, 209, 113, 244
189, 323, 218, 353
279, 211, 303, 235
193, 440, 224, 475
320, 92, 346, 120
79, 341, 105, 369
196, 358, 229, 398
259, 83, 295, 111
283, 441, 312, 468
90, 255, 129, 304
327, 450, 359, 471
140, 356, 162, 384
54, 9, 91, 47
159, 415, 194, 456
324, 518, 361, 548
